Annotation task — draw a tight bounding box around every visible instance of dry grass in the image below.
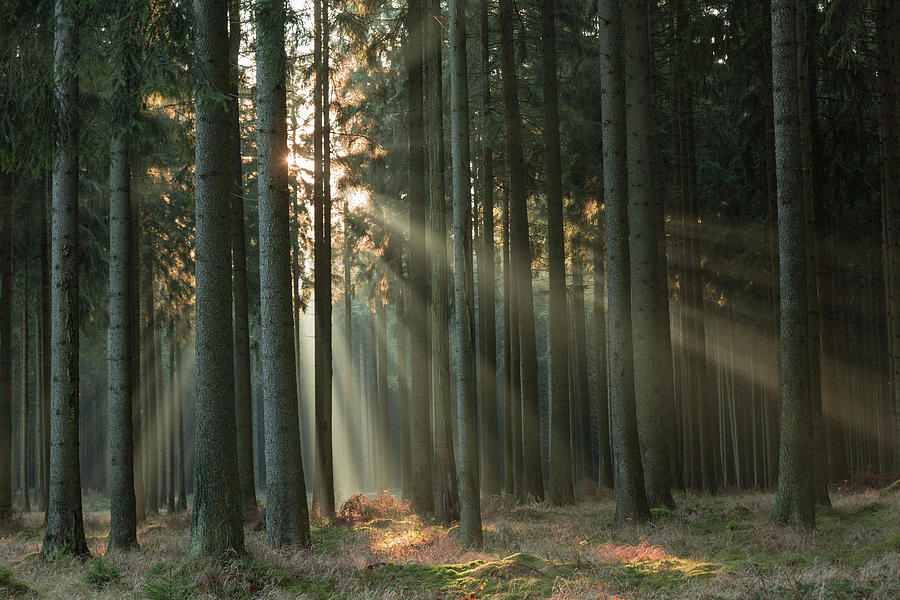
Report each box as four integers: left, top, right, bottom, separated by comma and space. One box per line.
0, 489, 897, 599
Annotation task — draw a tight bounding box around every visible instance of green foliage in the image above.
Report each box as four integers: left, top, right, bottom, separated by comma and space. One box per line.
142, 563, 195, 600
0, 565, 30, 595
83, 557, 121, 588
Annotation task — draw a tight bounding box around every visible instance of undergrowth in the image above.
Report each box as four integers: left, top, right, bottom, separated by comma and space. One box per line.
0, 489, 897, 599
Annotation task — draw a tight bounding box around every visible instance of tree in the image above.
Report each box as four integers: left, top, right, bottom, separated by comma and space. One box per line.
624, 0, 674, 510
256, 0, 311, 548
477, 0, 499, 499
189, 0, 245, 556
107, 0, 139, 551
426, 0, 458, 523
770, 0, 815, 529
498, 0, 544, 503
42, 0, 90, 558
228, 0, 257, 519
449, 0, 482, 547
542, 0, 573, 507
408, 0, 434, 516
0, 174, 11, 522
598, 0, 650, 525
876, 0, 900, 478
313, 0, 336, 517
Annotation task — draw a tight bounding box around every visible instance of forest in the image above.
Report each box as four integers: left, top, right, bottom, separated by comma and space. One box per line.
1, 0, 900, 598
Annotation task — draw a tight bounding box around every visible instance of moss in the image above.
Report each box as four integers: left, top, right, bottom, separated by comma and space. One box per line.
880, 479, 900, 496
0, 565, 30, 596
618, 557, 720, 590
361, 553, 581, 599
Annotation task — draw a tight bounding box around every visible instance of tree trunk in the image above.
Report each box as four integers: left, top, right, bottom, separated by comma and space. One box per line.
166, 316, 176, 514
572, 260, 593, 484
593, 228, 614, 489
542, 0, 573, 507
598, 0, 650, 525
0, 174, 12, 521
502, 187, 514, 494
227, 0, 257, 518
408, 0, 434, 515
40, 173, 52, 514
189, 0, 245, 555
256, 0, 311, 548
499, 0, 544, 502
175, 325, 186, 512
313, 0, 335, 517
42, 0, 89, 557
625, 0, 674, 510
877, 0, 900, 478
478, 0, 499, 499
107, 14, 138, 542
449, 0, 483, 547
770, 0, 815, 529
426, 0, 458, 522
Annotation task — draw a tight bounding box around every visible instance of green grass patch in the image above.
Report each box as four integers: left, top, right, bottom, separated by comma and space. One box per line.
0, 565, 30, 595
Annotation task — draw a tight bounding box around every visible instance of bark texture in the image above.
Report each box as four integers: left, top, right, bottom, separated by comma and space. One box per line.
107, 12, 138, 544
770, 0, 815, 529
42, 0, 90, 558
449, 0, 483, 547
499, 0, 544, 502
256, 0, 312, 548
543, 0, 574, 506
189, 0, 245, 555
624, 0, 674, 510
228, 0, 257, 517
598, 0, 650, 525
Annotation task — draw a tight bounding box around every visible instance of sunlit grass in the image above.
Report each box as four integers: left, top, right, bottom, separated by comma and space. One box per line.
0, 488, 898, 598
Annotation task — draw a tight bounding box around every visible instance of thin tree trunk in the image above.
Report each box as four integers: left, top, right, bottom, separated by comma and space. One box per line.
42, 0, 89, 557
478, 0, 499, 499
572, 260, 592, 484
449, 0, 483, 546
408, 0, 434, 516
502, 188, 514, 494
175, 325, 186, 512
0, 174, 12, 521
876, 0, 900, 477
499, 0, 544, 502
313, 0, 335, 517
593, 226, 614, 489
542, 0, 573, 507
40, 173, 52, 514
228, 0, 257, 518
166, 316, 176, 514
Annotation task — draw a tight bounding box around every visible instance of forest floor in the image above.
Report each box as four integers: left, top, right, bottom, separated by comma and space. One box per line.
1, 485, 899, 599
